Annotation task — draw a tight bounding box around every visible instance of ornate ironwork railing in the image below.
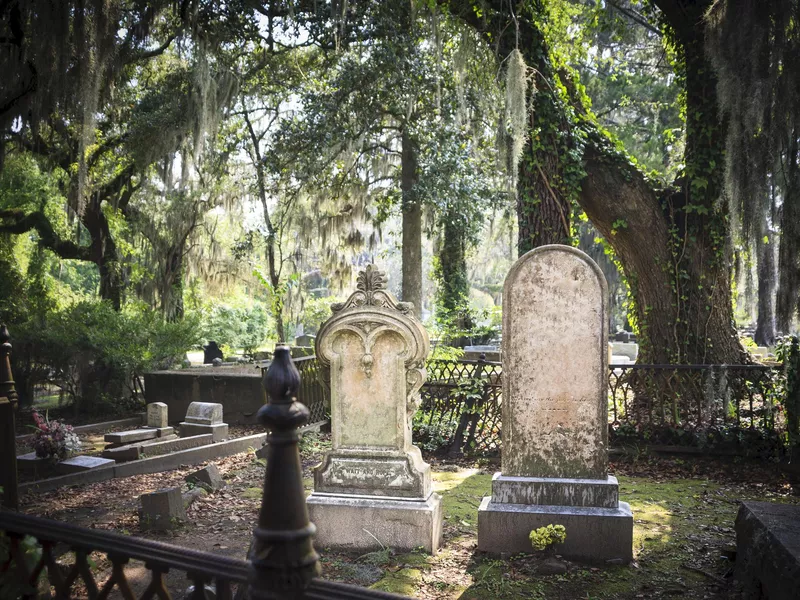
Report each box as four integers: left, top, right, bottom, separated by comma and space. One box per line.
607, 364, 786, 447
261, 356, 329, 426
412, 358, 787, 456
1, 345, 409, 600
417, 357, 502, 456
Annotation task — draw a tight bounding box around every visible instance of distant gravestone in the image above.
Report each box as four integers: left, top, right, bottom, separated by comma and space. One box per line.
147, 402, 169, 428
478, 245, 633, 562
295, 334, 315, 347
179, 402, 228, 441
139, 487, 186, 530
184, 402, 223, 425
185, 463, 225, 491
203, 341, 224, 364
306, 265, 442, 552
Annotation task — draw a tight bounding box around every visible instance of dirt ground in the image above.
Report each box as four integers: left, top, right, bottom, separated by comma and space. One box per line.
21, 434, 800, 599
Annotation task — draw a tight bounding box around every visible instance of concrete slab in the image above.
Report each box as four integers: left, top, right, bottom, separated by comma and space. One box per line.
307, 492, 443, 553
56, 455, 116, 475
17, 452, 57, 478
104, 429, 158, 445
179, 422, 228, 442
20, 432, 268, 494
101, 434, 212, 462
735, 501, 800, 600
478, 496, 633, 563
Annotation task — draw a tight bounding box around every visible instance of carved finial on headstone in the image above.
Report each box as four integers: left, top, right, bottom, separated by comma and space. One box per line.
0, 324, 18, 408
330, 265, 414, 315
249, 345, 320, 598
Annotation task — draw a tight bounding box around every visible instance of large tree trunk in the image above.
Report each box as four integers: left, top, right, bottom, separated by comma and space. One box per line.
777, 136, 800, 334
401, 129, 422, 319
162, 251, 185, 322
450, 0, 745, 368
516, 26, 573, 253
83, 202, 123, 310
435, 212, 469, 322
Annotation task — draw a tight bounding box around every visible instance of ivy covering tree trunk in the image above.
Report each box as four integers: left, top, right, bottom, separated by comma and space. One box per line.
449, 0, 746, 368
434, 212, 470, 329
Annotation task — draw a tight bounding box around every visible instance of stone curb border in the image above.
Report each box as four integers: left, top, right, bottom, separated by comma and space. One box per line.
16, 415, 146, 444
19, 421, 326, 496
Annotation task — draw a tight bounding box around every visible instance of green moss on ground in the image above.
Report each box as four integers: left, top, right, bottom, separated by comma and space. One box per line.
370, 568, 423, 595
364, 470, 799, 599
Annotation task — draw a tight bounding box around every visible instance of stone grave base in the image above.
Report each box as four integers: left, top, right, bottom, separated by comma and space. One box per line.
491, 474, 620, 507
306, 492, 443, 553
478, 496, 633, 562
179, 422, 228, 441
735, 501, 800, 600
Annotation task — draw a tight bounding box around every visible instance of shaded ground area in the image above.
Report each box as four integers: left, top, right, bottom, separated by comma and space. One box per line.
22, 434, 800, 599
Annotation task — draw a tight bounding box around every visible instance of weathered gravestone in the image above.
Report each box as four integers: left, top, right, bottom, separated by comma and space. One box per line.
203, 341, 224, 364
147, 402, 169, 428
306, 265, 443, 552
478, 245, 633, 562
139, 487, 186, 530
179, 401, 228, 441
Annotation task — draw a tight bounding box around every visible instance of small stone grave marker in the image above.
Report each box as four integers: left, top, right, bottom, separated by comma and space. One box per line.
147, 402, 169, 428
184, 402, 222, 425
139, 487, 185, 530
185, 463, 225, 491
179, 402, 228, 441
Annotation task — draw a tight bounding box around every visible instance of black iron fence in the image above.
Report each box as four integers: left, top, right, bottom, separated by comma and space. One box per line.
292, 356, 329, 425
608, 364, 786, 450
416, 358, 502, 456
413, 358, 787, 457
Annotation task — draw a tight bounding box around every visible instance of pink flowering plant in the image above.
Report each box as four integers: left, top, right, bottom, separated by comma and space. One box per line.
30, 411, 81, 459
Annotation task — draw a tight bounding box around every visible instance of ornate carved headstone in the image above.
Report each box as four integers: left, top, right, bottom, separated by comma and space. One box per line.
306, 265, 442, 552
478, 245, 633, 562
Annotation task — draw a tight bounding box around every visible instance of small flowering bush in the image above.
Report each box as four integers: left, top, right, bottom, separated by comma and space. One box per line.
30, 411, 81, 459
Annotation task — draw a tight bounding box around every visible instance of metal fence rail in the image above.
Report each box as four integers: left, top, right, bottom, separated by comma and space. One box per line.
417, 358, 502, 456
293, 356, 329, 425
413, 358, 786, 456
0, 513, 410, 600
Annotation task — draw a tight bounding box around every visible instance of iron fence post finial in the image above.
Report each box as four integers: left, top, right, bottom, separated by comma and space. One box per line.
249, 345, 320, 599
0, 324, 17, 409
0, 323, 18, 511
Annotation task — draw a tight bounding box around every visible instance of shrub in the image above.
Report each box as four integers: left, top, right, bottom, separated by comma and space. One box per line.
529, 524, 567, 552
200, 302, 271, 354
12, 301, 201, 414
298, 296, 340, 336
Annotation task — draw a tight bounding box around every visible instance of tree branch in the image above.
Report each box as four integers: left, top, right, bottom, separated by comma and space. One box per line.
0, 209, 92, 261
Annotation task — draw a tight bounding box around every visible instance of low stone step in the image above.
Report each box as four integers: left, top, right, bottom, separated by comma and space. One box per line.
102, 434, 213, 462
104, 427, 174, 447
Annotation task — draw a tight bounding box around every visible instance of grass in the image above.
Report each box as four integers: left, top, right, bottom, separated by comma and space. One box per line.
355, 464, 799, 599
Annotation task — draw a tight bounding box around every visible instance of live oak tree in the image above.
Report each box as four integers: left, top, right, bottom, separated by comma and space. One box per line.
0, 1, 238, 310
443, 0, 748, 368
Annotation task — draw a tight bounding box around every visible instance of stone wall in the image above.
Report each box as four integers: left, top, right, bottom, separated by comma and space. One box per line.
144, 371, 266, 425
